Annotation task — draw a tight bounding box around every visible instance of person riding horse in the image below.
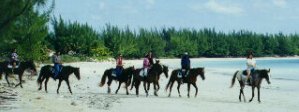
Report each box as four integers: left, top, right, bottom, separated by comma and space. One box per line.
10, 48, 19, 69
148, 51, 154, 66
52, 51, 62, 79
115, 54, 124, 77
142, 54, 151, 79
181, 52, 190, 82
246, 52, 256, 84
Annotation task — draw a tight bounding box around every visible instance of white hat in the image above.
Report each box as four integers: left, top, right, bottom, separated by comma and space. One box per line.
184, 52, 188, 55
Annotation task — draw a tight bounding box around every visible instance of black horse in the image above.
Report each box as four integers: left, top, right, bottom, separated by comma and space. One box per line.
230, 69, 271, 103
1, 61, 37, 88
130, 63, 168, 96
99, 66, 135, 95
37, 65, 80, 94
166, 67, 205, 98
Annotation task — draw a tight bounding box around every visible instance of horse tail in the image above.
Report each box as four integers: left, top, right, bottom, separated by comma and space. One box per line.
230, 71, 238, 88
165, 71, 175, 91
99, 70, 109, 87
37, 67, 45, 86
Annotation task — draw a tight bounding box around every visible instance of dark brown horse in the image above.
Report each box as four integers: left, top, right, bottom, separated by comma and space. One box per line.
99, 66, 135, 95
37, 65, 80, 94
1, 61, 37, 88
230, 69, 271, 103
130, 63, 168, 96
166, 67, 205, 98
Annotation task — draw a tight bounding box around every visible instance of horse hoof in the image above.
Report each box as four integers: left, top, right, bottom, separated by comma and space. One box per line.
179, 95, 181, 97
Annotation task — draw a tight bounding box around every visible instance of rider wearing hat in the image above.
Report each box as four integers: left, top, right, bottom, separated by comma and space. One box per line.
181, 52, 190, 78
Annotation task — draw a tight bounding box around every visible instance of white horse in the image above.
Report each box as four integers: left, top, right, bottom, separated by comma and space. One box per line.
230, 69, 271, 103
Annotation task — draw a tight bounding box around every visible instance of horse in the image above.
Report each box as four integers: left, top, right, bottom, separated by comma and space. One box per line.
130, 63, 168, 96
166, 67, 205, 98
37, 65, 80, 94
99, 66, 135, 95
1, 61, 37, 88
230, 69, 271, 103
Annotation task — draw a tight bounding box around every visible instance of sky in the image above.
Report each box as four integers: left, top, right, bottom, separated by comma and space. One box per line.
52, 0, 299, 34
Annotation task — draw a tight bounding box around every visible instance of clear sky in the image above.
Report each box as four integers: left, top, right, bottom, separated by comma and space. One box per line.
52, 0, 299, 34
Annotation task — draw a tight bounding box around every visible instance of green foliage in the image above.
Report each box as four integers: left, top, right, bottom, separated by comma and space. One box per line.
0, 0, 51, 61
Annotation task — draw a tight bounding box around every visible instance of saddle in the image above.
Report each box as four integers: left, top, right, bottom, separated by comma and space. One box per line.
139, 68, 149, 78
178, 69, 189, 78
241, 70, 255, 85
7, 63, 20, 69
112, 68, 122, 78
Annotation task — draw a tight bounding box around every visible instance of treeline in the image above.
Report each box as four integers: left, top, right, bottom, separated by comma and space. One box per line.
1, 1, 299, 62
46, 18, 299, 59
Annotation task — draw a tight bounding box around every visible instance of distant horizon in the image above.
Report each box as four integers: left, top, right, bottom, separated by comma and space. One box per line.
52, 0, 299, 34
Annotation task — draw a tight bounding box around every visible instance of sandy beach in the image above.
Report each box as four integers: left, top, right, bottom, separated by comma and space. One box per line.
1, 58, 299, 112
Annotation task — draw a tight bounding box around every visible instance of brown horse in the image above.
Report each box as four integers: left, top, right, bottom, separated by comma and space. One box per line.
230, 69, 271, 103
130, 63, 168, 96
166, 67, 205, 98
1, 61, 37, 88
99, 66, 135, 95
37, 65, 81, 94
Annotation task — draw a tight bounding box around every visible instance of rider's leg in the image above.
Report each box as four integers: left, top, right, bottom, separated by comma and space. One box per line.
54, 63, 59, 78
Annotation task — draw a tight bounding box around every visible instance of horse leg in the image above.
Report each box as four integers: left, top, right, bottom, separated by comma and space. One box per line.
241, 86, 246, 102
249, 86, 255, 102
177, 82, 181, 97
143, 82, 148, 97
45, 77, 49, 93
192, 83, 198, 97
115, 82, 121, 94
57, 79, 62, 94
187, 83, 191, 98
258, 86, 261, 103
168, 81, 174, 97
153, 81, 158, 96
125, 82, 129, 95
5, 73, 11, 87
147, 82, 150, 91
107, 79, 112, 94
156, 82, 160, 92
135, 81, 141, 96
65, 79, 73, 94
38, 76, 46, 91
239, 81, 246, 102
15, 74, 23, 88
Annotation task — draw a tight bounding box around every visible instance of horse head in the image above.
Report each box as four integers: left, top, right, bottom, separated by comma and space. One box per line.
265, 68, 271, 84
162, 65, 169, 78
24, 60, 37, 75
258, 69, 271, 84
197, 67, 205, 80
74, 67, 81, 80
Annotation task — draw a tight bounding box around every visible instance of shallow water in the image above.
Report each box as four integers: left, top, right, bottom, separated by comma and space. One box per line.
164, 58, 299, 81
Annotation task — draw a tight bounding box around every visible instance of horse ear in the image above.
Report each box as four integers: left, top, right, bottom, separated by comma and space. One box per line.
268, 68, 270, 72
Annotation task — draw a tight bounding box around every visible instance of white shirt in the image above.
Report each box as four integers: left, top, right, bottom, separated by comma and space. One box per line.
246, 58, 256, 69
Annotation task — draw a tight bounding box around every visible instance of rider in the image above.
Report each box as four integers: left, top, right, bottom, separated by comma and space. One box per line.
148, 51, 154, 66
246, 51, 256, 83
143, 54, 150, 78
181, 52, 190, 79
52, 51, 62, 79
10, 48, 19, 68
115, 54, 123, 77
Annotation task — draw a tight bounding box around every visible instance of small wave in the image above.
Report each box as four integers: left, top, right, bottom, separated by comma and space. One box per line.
272, 78, 299, 81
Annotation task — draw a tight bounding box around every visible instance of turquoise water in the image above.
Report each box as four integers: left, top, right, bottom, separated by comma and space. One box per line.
165, 58, 299, 81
